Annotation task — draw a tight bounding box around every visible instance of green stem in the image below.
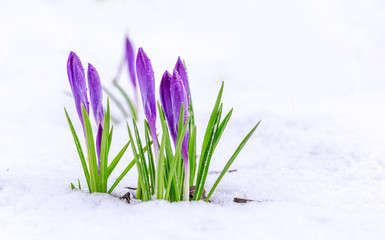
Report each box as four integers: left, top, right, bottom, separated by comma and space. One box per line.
183, 164, 190, 201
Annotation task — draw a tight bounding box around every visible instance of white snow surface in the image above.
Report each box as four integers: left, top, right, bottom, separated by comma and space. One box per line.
1, 0, 385, 239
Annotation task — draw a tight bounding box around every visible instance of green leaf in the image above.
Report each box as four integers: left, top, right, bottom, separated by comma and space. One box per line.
127, 122, 150, 201
102, 85, 129, 117
157, 120, 168, 199
176, 103, 186, 194
193, 111, 220, 199
71, 182, 76, 190
100, 99, 111, 192
107, 140, 130, 178
78, 179, 81, 190
108, 144, 151, 194
195, 82, 224, 196
64, 108, 91, 193
108, 159, 136, 194
108, 126, 114, 153
176, 160, 183, 193
133, 120, 151, 199
81, 104, 99, 192
137, 179, 142, 200
196, 106, 235, 199
213, 108, 233, 151
113, 81, 138, 120
188, 125, 197, 187
157, 101, 180, 201
144, 121, 156, 195
205, 120, 261, 201
165, 113, 189, 200
194, 103, 223, 200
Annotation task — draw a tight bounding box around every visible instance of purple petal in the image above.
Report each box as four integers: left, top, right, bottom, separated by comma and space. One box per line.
125, 36, 137, 88
136, 47, 156, 126
96, 124, 103, 171
174, 56, 189, 104
160, 70, 177, 143
170, 70, 189, 131
87, 63, 104, 126
136, 47, 159, 154
67, 51, 89, 127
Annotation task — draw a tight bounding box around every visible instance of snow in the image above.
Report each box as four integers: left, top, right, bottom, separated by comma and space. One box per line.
1, 0, 385, 239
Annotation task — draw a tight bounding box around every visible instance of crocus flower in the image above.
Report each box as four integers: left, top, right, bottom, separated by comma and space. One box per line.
174, 57, 189, 103
159, 71, 177, 142
160, 69, 189, 164
125, 36, 137, 89
87, 63, 104, 163
160, 68, 190, 201
136, 47, 159, 156
67, 52, 89, 128
170, 70, 189, 163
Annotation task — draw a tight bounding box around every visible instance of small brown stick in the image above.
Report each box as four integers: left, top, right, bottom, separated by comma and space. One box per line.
119, 192, 131, 203
233, 198, 255, 203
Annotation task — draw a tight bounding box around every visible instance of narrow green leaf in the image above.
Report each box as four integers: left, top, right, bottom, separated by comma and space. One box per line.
188, 125, 197, 187
110, 114, 120, 125
64, 108, 91, 193
127, 122, 150, 201
177, 155, 183, 195
195, 82, 224, 196
176, 103, 185, 193
81, 104, 99, 192
165, 116, 189, 200
157, 101, 180, 201
108, 126, 114, 153
108, 142, 150, 193
137, 179, 142, 200
107, 140, 130, 178
177, 103, 185, 140
113, 81, 138, 120
205, 121, 261, 201
78, 179, 81, 190
71, 182, 76, 190
144, 122, 156, 195
133, 120, 151, 198
102, 85, 129, 117
100, 99, 111, 192
213, 108, 233, 151
166, 104, 186, 200
157, 120, 167, 199
108, 159, 136, 194
194, 103, 223, 200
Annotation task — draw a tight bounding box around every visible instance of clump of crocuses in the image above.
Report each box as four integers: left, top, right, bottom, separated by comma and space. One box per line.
64, 45, 260, 202
126, 48, 260, 202
65, 52, 133, 193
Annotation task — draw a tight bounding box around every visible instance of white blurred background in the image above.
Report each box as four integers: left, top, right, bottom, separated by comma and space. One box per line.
0, 0, 385, 239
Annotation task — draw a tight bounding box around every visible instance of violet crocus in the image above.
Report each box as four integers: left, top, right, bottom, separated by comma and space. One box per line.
160, 67, 190, 155
159, 71, 177, 142
170, 70, 189, 162
125, 36, 137, 90
67, 51, 89, 128
160, 68, 190, 200
67, 52, 105, 172
87, 63, 104, 163
136, 47, 159, 157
